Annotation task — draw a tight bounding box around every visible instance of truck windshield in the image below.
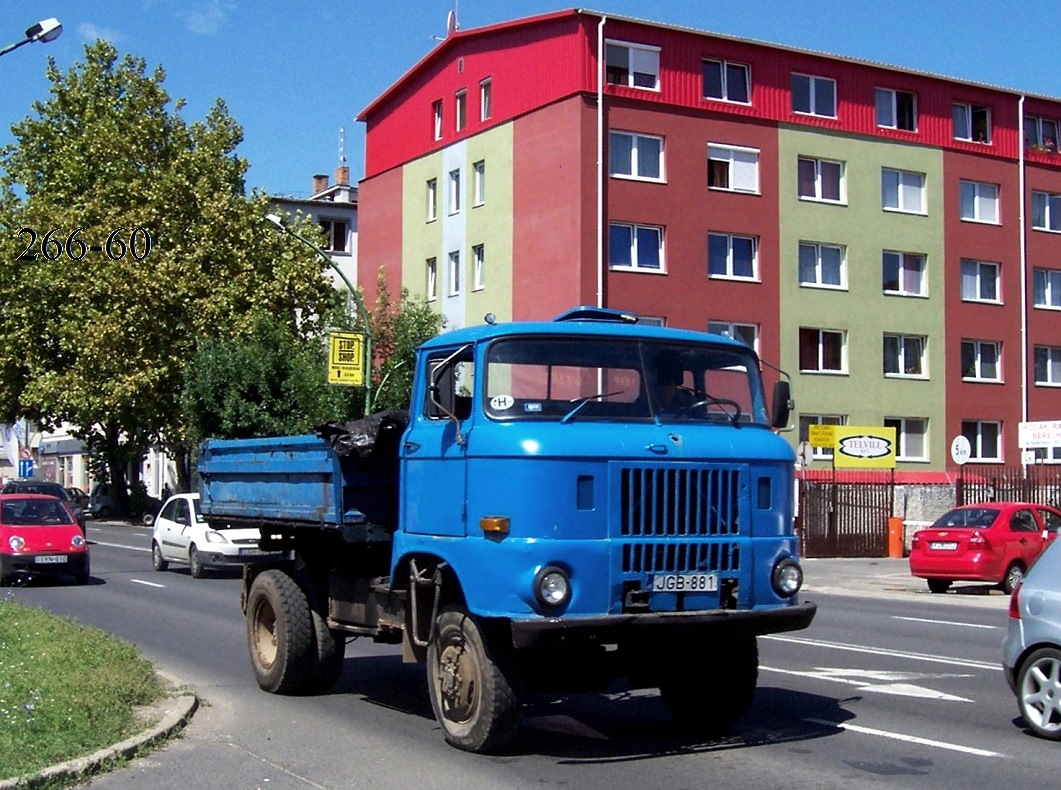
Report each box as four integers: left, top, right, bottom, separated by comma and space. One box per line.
484, 337, 769, 424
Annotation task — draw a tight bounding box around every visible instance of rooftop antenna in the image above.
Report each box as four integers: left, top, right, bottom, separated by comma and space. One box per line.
339, 127, 346, 167
433, 4, 459, 41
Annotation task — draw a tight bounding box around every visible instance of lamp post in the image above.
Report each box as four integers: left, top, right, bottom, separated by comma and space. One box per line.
0, 18, 63, 58
265, 213, 373, 416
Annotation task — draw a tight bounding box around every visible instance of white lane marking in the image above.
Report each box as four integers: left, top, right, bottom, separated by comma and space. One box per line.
763, 665, 974, 702
803, 717, 1006, 758
892, 615, 997, 630
90, 540, 149, 553
763, 634, 998, 671
130, 579, 165, 588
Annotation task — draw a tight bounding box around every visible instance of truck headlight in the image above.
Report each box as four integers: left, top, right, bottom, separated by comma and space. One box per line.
534, 565, 571, 608
772, 558, 803, 597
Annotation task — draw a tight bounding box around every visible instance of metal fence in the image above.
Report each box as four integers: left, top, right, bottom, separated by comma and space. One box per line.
957, 465, 1061, 509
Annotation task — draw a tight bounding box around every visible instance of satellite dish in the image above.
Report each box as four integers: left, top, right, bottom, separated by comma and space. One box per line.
446, 10, 457, 36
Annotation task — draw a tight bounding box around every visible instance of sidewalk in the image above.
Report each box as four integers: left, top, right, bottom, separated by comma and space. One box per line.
801, 556, 1012, 604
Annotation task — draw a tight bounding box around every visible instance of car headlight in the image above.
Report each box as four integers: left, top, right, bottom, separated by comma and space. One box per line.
71, 534, 86, 548
9, 535, 24, 551
533, 565, 571, 608
204, 530, 227, 544
772, 558, 803, 597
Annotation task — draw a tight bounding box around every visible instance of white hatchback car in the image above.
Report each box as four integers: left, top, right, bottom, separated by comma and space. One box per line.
151, 493, 274, 578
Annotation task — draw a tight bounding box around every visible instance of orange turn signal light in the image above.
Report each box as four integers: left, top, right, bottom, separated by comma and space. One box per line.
480, 516, 510, 534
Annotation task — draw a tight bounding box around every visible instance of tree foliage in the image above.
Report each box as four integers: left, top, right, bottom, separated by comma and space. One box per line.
0, 41, 335, 501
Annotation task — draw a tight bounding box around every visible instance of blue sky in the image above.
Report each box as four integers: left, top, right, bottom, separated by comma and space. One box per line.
3, 1, 1061, 198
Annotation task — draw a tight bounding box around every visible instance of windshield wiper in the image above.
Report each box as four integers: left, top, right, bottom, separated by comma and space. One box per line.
560, 390, 625, 424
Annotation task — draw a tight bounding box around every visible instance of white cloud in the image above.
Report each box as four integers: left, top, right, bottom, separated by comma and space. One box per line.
181, 1, 234, 35
78, 22, 124, 44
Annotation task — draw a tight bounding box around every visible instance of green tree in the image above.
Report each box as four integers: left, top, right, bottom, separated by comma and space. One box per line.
0, 41, 335, 508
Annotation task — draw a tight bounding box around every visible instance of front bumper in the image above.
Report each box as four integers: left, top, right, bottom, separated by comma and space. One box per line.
1, 552, 89, 580
509, 600, 816, 649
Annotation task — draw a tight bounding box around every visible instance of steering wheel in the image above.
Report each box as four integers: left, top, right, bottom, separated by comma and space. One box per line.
684, 396, 742, 421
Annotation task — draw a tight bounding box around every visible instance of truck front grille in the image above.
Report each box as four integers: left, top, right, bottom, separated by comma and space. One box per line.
619, 465, 741, 537
622, 540, 740, 574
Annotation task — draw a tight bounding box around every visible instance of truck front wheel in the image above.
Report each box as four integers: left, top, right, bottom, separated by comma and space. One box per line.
660, 636, 759, 736
246, 570, 314, 694
427, 605, 521, 753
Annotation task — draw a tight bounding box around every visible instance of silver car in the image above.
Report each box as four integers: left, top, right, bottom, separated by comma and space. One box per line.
1003, 537, 1061, 739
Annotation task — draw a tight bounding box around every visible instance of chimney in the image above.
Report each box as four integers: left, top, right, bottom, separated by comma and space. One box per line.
313, 174, 329, 194
335, 165, 350, 186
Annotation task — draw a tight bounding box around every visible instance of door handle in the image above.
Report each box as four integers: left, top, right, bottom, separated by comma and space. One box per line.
404, 441, 421, 453
646, 443, 668, 455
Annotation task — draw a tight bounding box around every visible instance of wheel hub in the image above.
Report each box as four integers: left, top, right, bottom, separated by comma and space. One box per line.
438, 642, 478, 723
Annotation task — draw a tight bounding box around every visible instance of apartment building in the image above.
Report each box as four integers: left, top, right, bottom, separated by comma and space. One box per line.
356, 9, 1061, 471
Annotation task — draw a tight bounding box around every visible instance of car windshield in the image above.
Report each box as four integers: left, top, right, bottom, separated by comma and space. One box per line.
932, 507, 1000, 528
1, 498, 76, 526
5, 483, 70, 501
484, 337, 768, 424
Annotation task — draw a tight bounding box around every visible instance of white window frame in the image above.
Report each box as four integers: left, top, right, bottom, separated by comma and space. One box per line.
707, 144, 759, 194
318, 218, 348, 253
876, 88, 918, 131
881, 168, 925, 214
953, 102, 992, 143
959, 180, 999, 224
447, 250, 461, 296
608, 222, 664, 272
1035, 345, 1061, 386
609, 130, 664, 182
480, 78, 492, 121
884, 416, 928, 462
882, 250, 927, 297
1032, 190, 1061, 232
448, 169, 461, 215
800, 414, 846, 459
426, 257, 437, 301
472, 244, 485, 291
707, 320, 759, 353
799, 328, 847, 374
455, 90, 466, 132
605, 39, 660, 91
708, 232, 758, 281
798, 241, 846, 290
962, 420, 1002, 462
962, 339, 1001, 382
791, 72, 837, 118
1034, 267, 1061, 309
1025, 114, 1059, 150
472, 160, 485, 206
961, 259, 1000, 303
702, 58, 751, 104
426, 178, 438, 222
883, 333, 927, 378
798, 156, 845, 203
432, 100, 443, 141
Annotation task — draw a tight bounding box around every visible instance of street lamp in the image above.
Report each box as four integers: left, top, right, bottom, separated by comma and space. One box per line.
0, 18, 63, 58
265, 213, 373, 415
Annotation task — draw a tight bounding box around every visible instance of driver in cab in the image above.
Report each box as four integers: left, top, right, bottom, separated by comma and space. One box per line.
651, 350, 695, 417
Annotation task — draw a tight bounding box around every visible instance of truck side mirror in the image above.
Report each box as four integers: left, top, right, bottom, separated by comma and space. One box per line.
770, 380, 793, 429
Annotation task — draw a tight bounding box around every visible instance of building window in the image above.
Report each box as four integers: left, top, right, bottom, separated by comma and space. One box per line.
1025, 114, 1059, 151
605, 40, 659, 90
798, 242, 845, 289
319, 219, 347, 253
881, 168, 925, 213
962, 340, 1001, 381
426, 257, 437, 301
797, 156, 844, 203
959, 180, 999, 223
882, 251, 926, 297
883, 333, 926, 378
791, 73, 836, 118
447, 250, 460, 296
480, 78, 492, 121
472, 244, 485, 291
448, 169, 461, 215
953, 102, 992, 143
884, 417, 928, 461
708, 144, 759, 193
432, 100, 443, 141
708, 232, 757, 280
472, 160, 485, 206
1032, 191, 1061, 231
799, 414, 845, 459
1034, 268, 1061, 309
426, 179, 438, 222
707, 321, 759, 352
799, 328, 846, 374
610, 130, 663, 181
609, 223, 663, 271
962, 420, 1001, 462
1035, 346, 1061, 385
637, 315, 665, 327
876, 88, 917, 131
961, 259, 1000, 303
702, 59, 750, 103
455, 90, 466, 132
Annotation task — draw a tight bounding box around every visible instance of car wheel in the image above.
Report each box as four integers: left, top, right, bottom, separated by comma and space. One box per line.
927, 579, 952, 594
1002, 563, 1025, 595
152, 541, 169, 572
188, 545, 205, 578
97, 506, 111, 519
1017, 647, 1061, 740
141, 512, 155, 527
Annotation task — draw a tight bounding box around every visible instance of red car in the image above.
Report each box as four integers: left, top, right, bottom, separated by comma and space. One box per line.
909, 502, 1061, 594
0, 493, 90, 586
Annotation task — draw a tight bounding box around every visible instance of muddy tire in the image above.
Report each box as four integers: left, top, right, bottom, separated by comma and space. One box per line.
660, 636, 758, 736
246, 569, 314, 694
307, 608, 346, 694
427, 605, 521, 753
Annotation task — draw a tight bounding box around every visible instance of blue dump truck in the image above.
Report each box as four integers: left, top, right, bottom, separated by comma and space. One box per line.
197, 307, 816, 752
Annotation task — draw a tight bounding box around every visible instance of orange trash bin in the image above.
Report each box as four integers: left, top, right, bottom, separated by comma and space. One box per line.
888, 517, 905, 558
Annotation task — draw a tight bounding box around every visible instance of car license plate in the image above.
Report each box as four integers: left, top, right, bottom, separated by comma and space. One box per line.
239, 547, 266, 556
650, 573, 718, 592
930, 541, 958, 551
35, 555, 67, 564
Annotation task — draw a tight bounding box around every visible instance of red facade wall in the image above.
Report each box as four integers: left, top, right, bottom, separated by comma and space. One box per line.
1025, 160, 1061, 426
356, 168, 404, 307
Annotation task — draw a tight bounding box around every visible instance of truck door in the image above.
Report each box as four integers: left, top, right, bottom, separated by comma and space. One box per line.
401, 346, 474, 537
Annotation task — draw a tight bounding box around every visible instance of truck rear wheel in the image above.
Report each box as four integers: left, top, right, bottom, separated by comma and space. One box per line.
427, 605, 521, 753
307, 608, 346, 694
246, 570, 314, 694
660, 636, 758, 735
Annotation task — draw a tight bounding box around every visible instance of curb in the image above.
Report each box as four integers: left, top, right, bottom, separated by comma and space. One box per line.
0, 678, 198, 789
